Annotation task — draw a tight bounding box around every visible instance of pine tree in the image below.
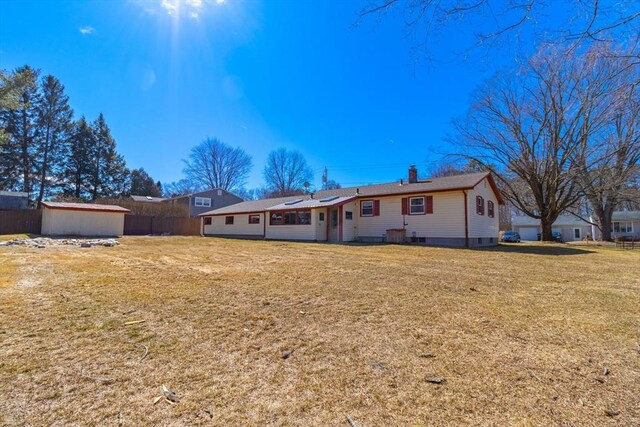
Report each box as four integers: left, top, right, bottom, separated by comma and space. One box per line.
34, 75, 73, 204
62, 117, 94, 199
88, 113, 128, 200
0, 66, 40, 194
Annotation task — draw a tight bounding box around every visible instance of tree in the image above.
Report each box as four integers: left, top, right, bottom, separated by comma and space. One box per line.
325, 180, 342, 190
183, 138, 252, 192
61, 117, 94, 199
359, 1, 640, 61
263, 148, 314, 197
572, 52, 640, 240
87, 113, 128, 200
162, 179, 203, 198
0, 66, 40, 194
128, 168, 162, 197
33, 75, 73, 204
454, 45, 622, 241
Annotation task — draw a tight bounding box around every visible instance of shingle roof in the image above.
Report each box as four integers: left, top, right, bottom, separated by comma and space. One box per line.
0, 190, 29, 198
41, 201, 131, 213
201, 172, 501, 216
265, 196, 356, 211
131, 195, 166, 203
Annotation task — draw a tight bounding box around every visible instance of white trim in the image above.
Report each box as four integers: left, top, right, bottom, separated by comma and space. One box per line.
409, 196, 425, 215
195, 197, 212, 207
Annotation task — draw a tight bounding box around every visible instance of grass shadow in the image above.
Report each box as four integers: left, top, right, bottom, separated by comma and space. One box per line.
474, 243, 595, 256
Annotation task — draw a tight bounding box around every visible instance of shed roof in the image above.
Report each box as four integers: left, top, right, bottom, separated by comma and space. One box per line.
0, 190, 29, 198
41, 201, 131, 213
200, 172, 502, 216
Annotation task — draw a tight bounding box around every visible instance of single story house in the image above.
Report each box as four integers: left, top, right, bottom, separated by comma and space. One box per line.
163, 188, 244, 218
200, 168, 504, 247
0, 190, 29, 210
41, 202, 130, 237
512, 211, 640, 241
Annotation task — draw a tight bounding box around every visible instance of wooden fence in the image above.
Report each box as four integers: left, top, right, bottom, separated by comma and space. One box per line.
124, 215, 201, 236
0, 209, 42, 235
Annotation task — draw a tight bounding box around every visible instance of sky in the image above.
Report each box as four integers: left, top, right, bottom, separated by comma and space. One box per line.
1, 0, 516, 191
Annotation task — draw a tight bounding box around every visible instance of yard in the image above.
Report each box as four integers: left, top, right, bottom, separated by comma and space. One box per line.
0, 237, 638, 426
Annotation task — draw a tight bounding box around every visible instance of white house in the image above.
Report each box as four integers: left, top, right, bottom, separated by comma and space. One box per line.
41, 202, 130, 237
512, 211, 640, 241
200, 168, 504, 247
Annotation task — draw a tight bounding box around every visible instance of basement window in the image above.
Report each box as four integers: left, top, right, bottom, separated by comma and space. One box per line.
225, 216, 234, 225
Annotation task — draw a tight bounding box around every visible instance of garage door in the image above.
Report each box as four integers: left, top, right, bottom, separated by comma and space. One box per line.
518, 227, 539, 241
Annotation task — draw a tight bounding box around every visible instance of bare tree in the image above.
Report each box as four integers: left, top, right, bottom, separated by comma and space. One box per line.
572, 51, 640, 239
455, 45, 623, 240
183, 138, 253, 192
358, 1, 640, 61
263, 148, 314, 197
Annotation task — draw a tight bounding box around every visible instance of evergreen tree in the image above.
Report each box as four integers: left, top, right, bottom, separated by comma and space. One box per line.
88, 113, 128, 200
62, 116, 94, 199
0, 66, 40, 194
34, 75, 73, 204
128, 168, 162, 197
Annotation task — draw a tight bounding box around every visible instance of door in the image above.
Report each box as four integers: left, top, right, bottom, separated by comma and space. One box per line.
518, 227, 539, 241
328, 208, 339, 242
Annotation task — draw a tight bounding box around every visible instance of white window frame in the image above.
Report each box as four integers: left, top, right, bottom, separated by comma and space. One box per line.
361, 200, 374, 217
409, 197, 425, 215
612, 221, 633, 233
195, 197, 211, 207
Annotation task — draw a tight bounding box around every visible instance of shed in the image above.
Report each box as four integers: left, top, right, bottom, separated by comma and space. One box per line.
0, 191, 29, 210
41, 202, 130, 237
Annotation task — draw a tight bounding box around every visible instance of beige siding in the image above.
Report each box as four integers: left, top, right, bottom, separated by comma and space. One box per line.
266, 211, 317, 241
356, 191, 466, 239
41, 208, 125, 236
204, 213, 264, 237
467, 178, 500, 238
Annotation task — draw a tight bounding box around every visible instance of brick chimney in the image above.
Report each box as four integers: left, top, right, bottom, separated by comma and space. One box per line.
408, 165, 418, 184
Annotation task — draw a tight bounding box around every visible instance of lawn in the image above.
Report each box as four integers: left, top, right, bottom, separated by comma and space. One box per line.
0, 237, 638, 426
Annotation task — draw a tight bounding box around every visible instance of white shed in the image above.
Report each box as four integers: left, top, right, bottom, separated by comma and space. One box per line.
41, 202, 130, 237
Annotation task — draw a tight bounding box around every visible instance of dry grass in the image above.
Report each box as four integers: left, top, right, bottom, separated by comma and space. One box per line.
0, 237, 638, 426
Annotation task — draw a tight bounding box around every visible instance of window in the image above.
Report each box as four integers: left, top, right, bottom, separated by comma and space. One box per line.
361, 200, 374, 216
225, 216, 234, 225
574, 228, 581, 239
217, 189, 222, 196
204, 217, 212, 225
409, 197, 425, 214
487, 200, 495, 218
476, 196, 485, 215
248, 214, 260, 224
612, 222, 633, 233
195, 197, 211, 207
345, 211, 353, 220
319, 212, 325, 221
270, 210, 312, 225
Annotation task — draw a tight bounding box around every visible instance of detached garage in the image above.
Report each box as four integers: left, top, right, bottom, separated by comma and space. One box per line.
41, 202, 130, 237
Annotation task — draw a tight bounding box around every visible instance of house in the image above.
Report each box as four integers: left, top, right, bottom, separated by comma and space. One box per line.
0, 191, 29, 210
511, 211, 640, 241
163, 188, 244, 218
130, 195, 167, 203
200, 167, 504, 247
41, 202, 130, 237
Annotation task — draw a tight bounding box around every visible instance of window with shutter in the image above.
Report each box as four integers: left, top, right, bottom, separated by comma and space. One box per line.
487, 200, 494, 218
476, 196, 484, 215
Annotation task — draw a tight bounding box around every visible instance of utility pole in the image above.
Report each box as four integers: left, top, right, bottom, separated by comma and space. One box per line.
322, 166, 328, 190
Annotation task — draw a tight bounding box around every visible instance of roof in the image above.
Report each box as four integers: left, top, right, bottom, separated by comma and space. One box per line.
512, 211, 640, 227
0, 190, 29, 198
265, 196, 356, 211
41, 201, 131, 213
612, 210, 640, 221
131, 195, 166, 203
200, 172, 503, 216
164, 188, 243, 201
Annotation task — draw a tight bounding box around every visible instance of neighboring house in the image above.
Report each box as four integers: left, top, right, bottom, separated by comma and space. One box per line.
163, 188, 244, 218
0, 191, 29, 210
512, 211, 640, 241
130, 195, 167, 203
41, 202, 130, 237
200, 168, 504, 247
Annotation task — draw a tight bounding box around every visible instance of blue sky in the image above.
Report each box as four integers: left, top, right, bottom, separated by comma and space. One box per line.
1, 0, 511, 190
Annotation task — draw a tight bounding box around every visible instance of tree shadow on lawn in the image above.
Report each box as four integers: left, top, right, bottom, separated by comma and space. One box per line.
474, 243, 595, 256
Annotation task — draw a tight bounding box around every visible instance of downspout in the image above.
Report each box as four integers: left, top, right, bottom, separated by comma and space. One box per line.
263, 212, 266, 238
338, 205, 344, 242
463, 190, 469, 248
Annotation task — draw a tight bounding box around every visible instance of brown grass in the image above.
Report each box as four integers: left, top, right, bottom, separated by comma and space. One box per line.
0, 237, 638, 426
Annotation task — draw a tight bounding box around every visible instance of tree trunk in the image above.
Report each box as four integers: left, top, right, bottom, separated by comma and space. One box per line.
540, 219, 554, 241
597, 206, 614, 241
